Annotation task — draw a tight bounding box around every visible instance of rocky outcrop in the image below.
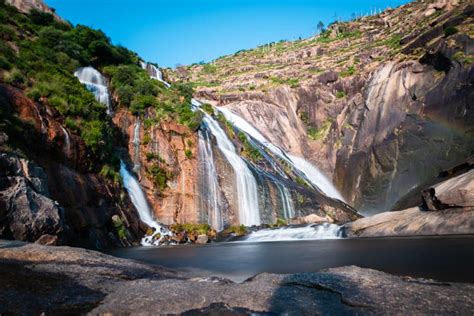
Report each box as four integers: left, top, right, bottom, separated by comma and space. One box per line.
187, 1, 474, 214
0, 85, 142, 249
113, 108, 200, 225
345, 168, 474, 237
1, 241, 473, 314
5, 0, 58, 17
0, 153, 67, 242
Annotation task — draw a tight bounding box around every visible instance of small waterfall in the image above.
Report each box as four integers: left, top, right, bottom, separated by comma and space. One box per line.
140, 61, 171, 87
242, 223, 343, 242
198, 129, 224, 231
218, 107, 345, 201
275, 181, 295, 219
60, 126, 71, 157
132, 118, 141, 173
74, 66, 113, 115
199, 109, 261, 226
119, 161, 171, 246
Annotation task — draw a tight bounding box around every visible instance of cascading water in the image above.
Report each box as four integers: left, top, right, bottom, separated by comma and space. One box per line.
199, 109, 261, 226
217, 107, 345, 201
120, 161, 171, 246
74, 66, 113, 115
198, 128, 224, 231
242, 223, 343, 242
276, 182, 295, 219
60, 126, 71, 157
132, 118, 141, 173
140, 61, 171, 87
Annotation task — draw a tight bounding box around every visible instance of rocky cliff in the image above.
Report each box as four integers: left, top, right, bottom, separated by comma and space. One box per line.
178, 0, 474, 214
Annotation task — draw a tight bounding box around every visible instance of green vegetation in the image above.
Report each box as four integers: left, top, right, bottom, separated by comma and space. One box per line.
238, 131, 262, 163
444, 26, 458, 37
274, 218, 288, 227
336, 90, 346, 99
307, 120, 332, 141
381, 34, 402, 49
224, 225, 248, 236
201, 103, 214, 115
99, 164, 121, 184
340, 65, 356, 77
453, 51, 472, 64
185, 149, 193, 159
270, 76, 300, 88
147, 164, 170, 191
202, 63, 217, 74
216, 112, 235, 139
171, 223, 211, 235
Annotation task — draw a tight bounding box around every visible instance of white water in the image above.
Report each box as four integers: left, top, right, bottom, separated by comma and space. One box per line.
275, 181, 295, 219
218, 107, 345, 201
200, 111, 261, 226
60, 126, 71, 157
140, 61, 171, 87
132, 118, 141, 173
74, 66, 113, 115
242, 223, 343, 242
287, 154, 345, 201
198, 129, 224, 231
119, 161, 171, 246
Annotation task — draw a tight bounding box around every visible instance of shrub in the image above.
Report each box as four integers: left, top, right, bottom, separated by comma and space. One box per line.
185, 149, 192, 159
336, 90, 346, 99
340, 65, 356, 77
147, 164, 169, 191
444, 26, 458, 37
307, 120, 332, 141
202, 63, 217, 74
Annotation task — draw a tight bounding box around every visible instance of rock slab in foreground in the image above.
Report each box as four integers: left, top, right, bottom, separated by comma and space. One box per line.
1, 241, 473, 315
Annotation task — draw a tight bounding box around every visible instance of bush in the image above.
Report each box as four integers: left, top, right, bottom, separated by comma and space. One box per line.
185, 149, 192, 159
147, 164, 169, 191
29, 9, 54, 26
444, 26, 458, 37
201, 103, 214, 115
336, 90, 346, 99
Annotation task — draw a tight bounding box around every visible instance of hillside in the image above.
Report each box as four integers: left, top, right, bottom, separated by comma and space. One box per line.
174, 0, 474, 214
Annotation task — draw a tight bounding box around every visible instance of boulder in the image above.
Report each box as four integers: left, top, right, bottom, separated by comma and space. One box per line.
317, 71, 338, 85
195, 234, 208, 244
0, 153, 67, 242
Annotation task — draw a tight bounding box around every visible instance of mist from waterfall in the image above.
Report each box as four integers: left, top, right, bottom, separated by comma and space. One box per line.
120, 161, 170, 246
218, 107, 345, 201
199, 109, 261, 226
74, 66, 113, 115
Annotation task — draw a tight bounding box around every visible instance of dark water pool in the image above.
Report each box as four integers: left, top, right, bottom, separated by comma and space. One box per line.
109, 235, 474, 283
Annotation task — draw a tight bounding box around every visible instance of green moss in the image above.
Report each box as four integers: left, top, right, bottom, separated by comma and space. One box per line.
238, 131, 262, 163
339, 65, 356, 77
225, 225, 248, 236
171, 223, 211, 235
274, 218, 288, 227
147, 164, 170, 191
185, 149, 193, 159
201, 103, 214, 115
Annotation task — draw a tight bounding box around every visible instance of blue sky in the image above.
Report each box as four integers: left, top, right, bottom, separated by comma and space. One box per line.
45, 0, 409, 68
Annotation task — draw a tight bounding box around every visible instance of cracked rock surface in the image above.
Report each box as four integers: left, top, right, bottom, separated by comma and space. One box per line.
1, 241, 473, 315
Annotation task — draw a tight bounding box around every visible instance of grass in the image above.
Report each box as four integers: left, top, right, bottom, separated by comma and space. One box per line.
307, 120, 332, 141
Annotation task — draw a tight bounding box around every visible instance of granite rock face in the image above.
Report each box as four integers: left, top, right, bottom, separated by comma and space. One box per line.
345, 167, 474, 237
1, 241, 473, 315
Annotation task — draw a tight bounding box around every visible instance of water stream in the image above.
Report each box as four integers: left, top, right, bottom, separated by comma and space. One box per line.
74, 66, 113, 115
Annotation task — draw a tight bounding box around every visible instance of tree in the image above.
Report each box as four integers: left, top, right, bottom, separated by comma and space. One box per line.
317, 21, 324, 34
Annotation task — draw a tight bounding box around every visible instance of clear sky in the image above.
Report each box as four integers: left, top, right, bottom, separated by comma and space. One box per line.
45, 0, 409, 68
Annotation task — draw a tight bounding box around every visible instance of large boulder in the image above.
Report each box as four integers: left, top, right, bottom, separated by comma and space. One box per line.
0, 153, 67, 242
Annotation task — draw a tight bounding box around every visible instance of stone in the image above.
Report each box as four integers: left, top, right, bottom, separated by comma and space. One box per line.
35, 234, 58, 246
1, 242, 474, 314
195, 234, 208, 244
317, 71, 338, 85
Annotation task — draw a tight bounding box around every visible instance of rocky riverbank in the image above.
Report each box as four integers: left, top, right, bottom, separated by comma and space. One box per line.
1, 240, 473, 314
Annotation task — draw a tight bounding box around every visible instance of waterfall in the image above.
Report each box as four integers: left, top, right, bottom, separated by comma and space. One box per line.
217, 107, 345, 201
242, 223, 343, 242
74, 66, 113, 115
60, 126, 71, 157
287, 154, 345, 201
275, 181, 295, 219
199, 109, 261, 226
198, 129, 224, 231
120, 161, 171, 246
140, 61, 171, 87
132, 118, 141, 173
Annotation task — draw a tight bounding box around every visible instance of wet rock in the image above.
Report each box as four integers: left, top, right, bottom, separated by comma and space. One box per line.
34, 234, 58, 246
